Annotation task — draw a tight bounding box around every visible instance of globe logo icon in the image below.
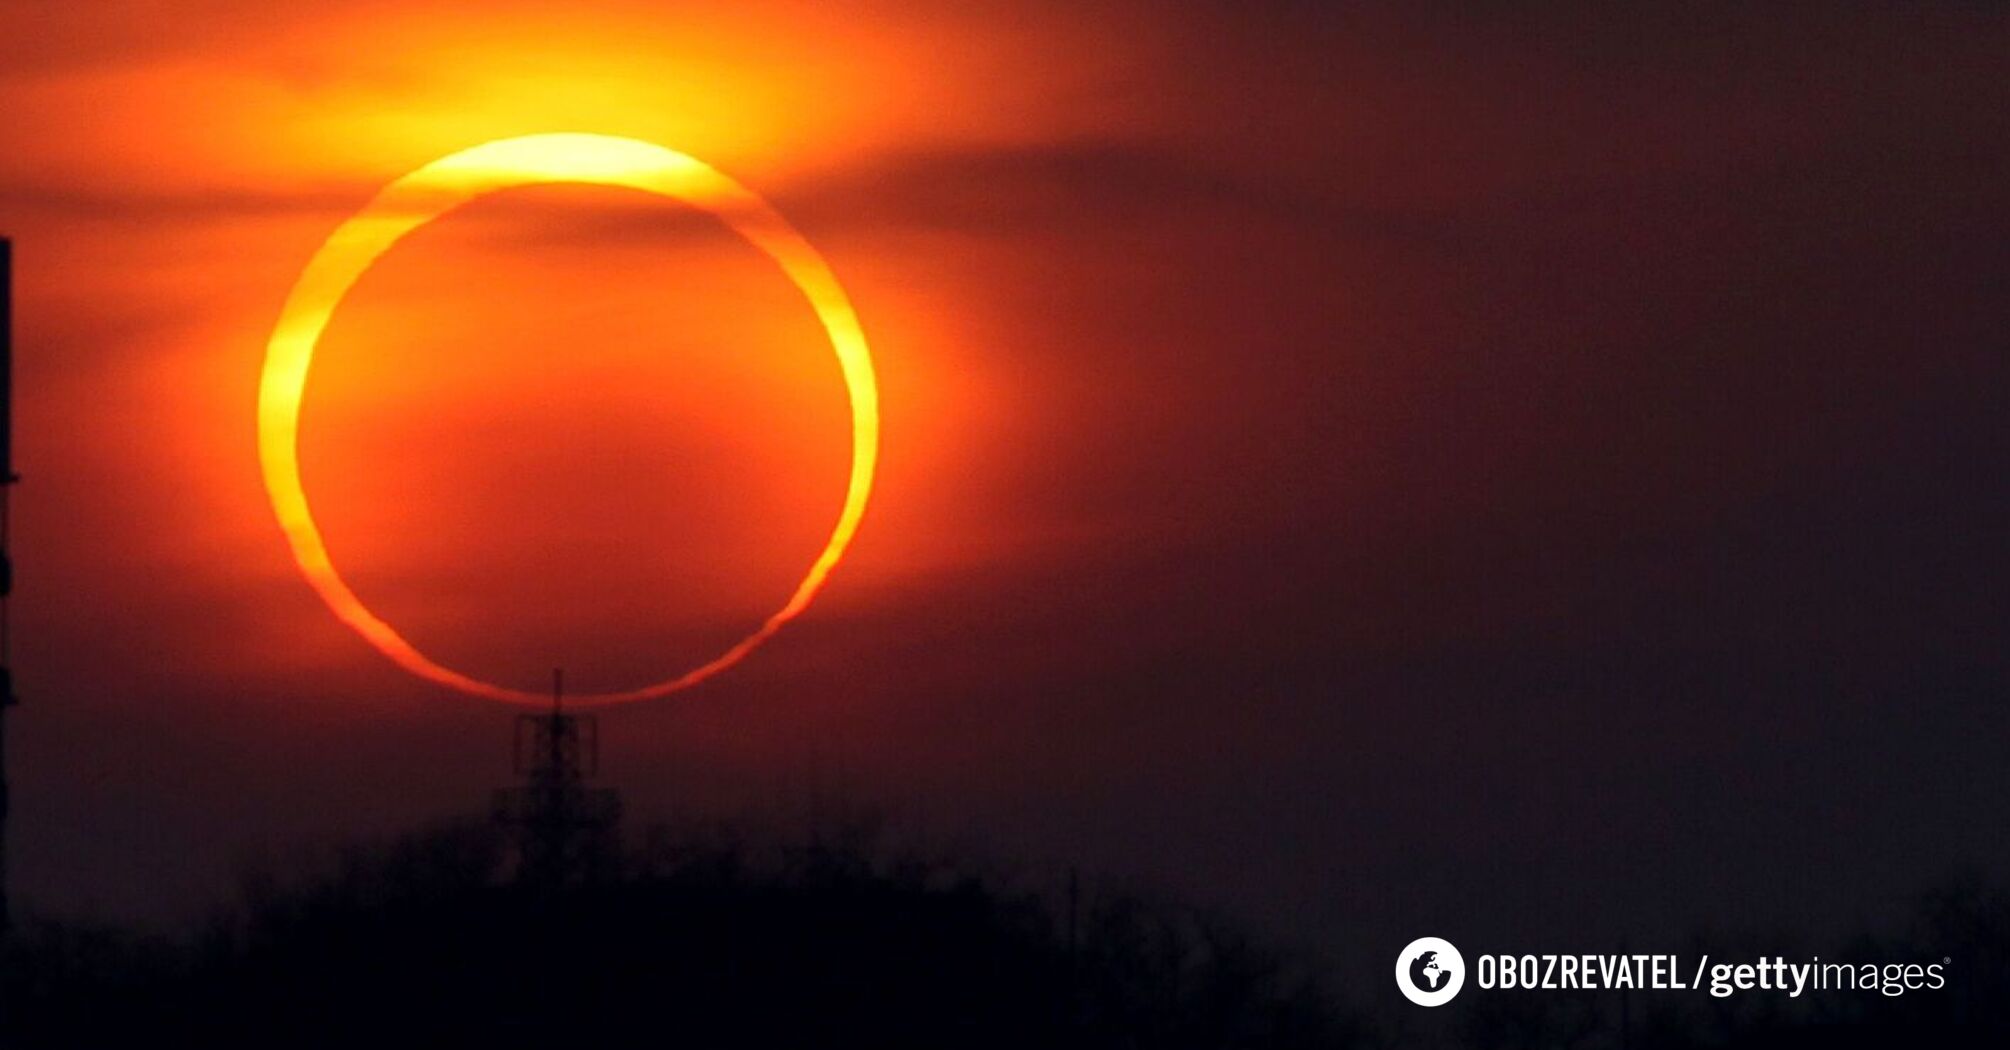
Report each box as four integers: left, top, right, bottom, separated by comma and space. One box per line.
1395, 937, 1465, 1006
1410, 950, 1451, 991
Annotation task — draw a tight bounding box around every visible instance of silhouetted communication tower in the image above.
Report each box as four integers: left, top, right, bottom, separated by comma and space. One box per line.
492, 671, 621, 887
0, 238, 20, 936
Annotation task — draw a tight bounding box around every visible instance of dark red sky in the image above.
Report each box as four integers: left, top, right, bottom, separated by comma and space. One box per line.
0, 1, 2005, 985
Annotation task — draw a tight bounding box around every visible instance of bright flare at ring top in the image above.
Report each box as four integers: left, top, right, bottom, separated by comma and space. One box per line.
257, 133, 881, 707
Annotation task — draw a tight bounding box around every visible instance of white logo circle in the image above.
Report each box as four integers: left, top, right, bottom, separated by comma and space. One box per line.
1395, 937, 1465, 1006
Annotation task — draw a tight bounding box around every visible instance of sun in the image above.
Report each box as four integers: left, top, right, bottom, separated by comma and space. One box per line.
258, 133, 879, 707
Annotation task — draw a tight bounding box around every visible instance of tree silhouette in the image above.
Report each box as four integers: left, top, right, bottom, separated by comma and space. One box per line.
0, 819, 1371, 1049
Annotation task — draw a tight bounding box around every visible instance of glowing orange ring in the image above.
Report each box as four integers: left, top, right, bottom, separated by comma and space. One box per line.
259, 133, 879, 707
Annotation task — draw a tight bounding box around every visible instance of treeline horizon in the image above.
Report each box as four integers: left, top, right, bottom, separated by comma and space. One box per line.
0, 815, 2003, 1048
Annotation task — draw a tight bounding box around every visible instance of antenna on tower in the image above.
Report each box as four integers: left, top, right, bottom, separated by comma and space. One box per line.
492, 668, 621, 889
0, 237, 20, 937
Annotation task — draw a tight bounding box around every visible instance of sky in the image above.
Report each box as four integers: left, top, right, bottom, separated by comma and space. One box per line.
0, 0, 2006, 988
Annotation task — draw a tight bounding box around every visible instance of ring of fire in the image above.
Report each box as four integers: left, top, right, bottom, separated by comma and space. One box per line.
258, 133, 880, 707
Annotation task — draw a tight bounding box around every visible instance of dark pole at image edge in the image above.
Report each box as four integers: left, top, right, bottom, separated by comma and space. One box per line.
0, 237, 17, 937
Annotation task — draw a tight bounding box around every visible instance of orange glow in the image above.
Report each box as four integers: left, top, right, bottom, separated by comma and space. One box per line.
258, 133, 880, 707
